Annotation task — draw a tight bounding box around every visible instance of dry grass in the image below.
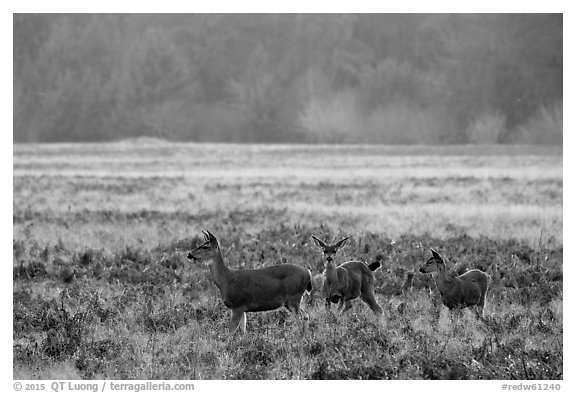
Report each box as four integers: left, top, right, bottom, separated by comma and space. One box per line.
13, 142, 562, 379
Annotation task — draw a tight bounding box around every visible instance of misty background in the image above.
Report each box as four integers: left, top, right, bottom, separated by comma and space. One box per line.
13, 14, 562, 144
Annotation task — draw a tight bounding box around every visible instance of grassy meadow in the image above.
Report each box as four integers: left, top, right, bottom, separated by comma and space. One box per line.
13, 141, 563, 379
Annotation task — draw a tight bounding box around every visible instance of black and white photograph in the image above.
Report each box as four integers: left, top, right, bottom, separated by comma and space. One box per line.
12, 12, 564, 385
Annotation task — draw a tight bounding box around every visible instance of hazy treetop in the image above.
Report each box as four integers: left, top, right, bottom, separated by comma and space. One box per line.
13, 14, 562, 144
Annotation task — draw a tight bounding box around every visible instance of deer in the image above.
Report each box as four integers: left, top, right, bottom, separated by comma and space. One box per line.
187, 230, 312, 334
306, 272, 327, 307
310, 235, 383, 316
418, 248, 490, 318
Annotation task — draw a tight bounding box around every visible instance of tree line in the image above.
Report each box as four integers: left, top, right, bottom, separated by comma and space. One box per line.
13, 14, 562, 144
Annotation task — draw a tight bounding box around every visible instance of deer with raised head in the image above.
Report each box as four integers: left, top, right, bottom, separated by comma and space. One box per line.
187, 230, 312, 334
418, 248, 490, 318
310, 235, 383, 316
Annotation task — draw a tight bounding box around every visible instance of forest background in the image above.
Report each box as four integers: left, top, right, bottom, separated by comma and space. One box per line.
13, 14, 563, 144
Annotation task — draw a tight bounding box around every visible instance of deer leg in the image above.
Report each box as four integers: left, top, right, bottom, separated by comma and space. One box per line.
299, 304, 310, 322
288, 300, 309, 321
340, 300, 353, 314
475, 304, 485, 319
361, 293, 383, 316
298, 296, 310, 322
477, 292, 487, 319
452, 307, 464, 321
239, 311, 247, 333
230, 309, 246, 334
287, 300, 309, 335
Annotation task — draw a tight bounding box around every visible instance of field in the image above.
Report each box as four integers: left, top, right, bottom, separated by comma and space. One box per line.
13, 141, 563, 380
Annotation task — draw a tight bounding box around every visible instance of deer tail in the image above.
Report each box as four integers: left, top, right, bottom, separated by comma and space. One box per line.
368, 261, 381, 272
306, 269, 313, 294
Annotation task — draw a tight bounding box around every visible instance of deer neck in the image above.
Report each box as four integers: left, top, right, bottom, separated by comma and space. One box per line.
325, 262, 338, 283
209, 248, 231, 290
433, 264, 453, 295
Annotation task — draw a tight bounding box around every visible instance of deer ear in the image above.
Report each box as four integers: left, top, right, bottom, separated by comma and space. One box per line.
430, 248, 443, 261
334, 237, 349, 250
206, 230, 219, 245
310, 235, 327, 249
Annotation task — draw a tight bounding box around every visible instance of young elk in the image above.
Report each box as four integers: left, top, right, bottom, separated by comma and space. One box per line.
310, 235, 383, 316
187, 230, 312, 334
419, 248, 490, 318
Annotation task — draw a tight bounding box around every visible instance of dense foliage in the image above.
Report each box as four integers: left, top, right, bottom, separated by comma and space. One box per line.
14, 14, 562, 144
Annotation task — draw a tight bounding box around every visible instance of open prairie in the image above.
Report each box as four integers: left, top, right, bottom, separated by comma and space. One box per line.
13, 142, 563, 379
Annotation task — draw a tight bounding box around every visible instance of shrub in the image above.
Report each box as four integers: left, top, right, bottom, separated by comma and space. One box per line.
299, 93, 447, 144
361, 104, 447, 144
515, 104, 562, 145
299, 90, 362, 143
466, 111, 506, 144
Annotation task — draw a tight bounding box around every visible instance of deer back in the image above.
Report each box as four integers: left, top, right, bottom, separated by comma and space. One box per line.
439, 269, 488, 309
223, 264, 310, 312
334, 261, 372, 301
459, 269, 490, 292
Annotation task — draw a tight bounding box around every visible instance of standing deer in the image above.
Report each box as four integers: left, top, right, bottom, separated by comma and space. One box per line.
418, 248, 490, 318
187, 230, 312, 334
310, 235, 383, 316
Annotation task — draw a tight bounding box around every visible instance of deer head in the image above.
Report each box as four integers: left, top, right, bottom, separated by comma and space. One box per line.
419, 248, 447, 273
310, 235, 349, 263
187, 230, 220, 263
